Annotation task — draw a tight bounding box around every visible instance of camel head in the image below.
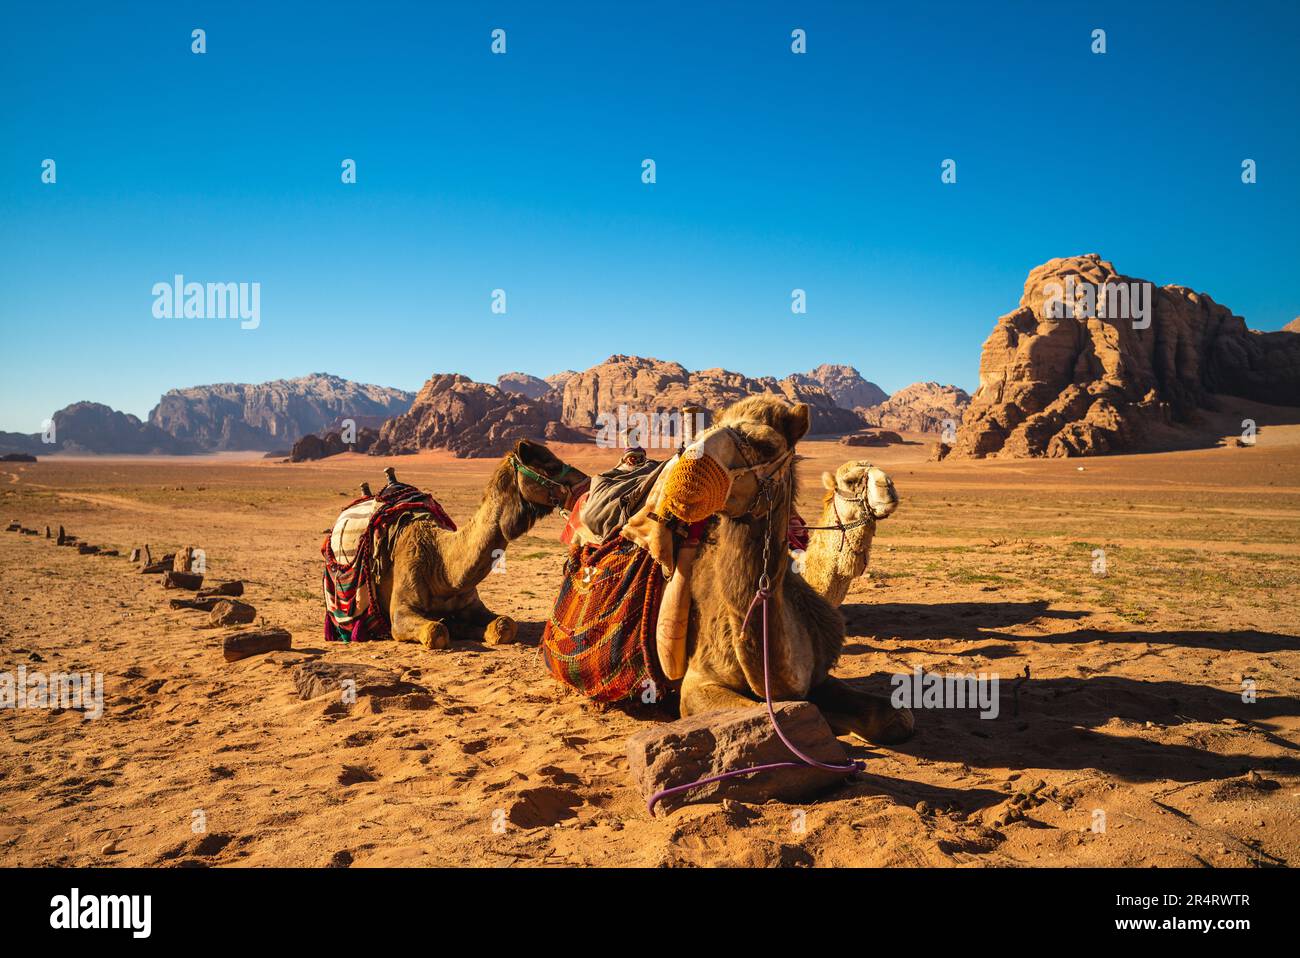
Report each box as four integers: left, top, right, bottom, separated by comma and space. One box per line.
659, 395, 810, 523
506, 440, 590, 515
821, 459, 899, 523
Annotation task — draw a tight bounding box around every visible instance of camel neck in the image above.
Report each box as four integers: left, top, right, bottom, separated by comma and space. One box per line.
802, 499, 874, 606
445, 462, 539, 589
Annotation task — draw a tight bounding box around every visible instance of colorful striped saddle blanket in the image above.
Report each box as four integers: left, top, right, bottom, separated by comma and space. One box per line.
540, 534, 671, 704
321, 482, 456, 643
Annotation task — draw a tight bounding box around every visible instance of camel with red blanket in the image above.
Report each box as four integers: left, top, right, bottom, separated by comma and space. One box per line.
326, 440, 587, 650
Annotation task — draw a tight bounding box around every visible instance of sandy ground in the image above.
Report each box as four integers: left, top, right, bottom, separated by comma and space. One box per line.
2, 423, 1298, 868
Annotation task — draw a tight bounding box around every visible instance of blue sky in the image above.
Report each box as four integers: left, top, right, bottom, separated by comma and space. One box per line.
2, 0, 1298, 432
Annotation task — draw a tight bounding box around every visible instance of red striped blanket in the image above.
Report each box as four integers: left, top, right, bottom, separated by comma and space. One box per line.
321, 483, 455, 643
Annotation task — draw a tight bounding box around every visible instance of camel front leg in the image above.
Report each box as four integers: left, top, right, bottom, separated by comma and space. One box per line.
447, 594, 518, 646
389, 601, 451, 650
807, 676, 914, 745
680, 667, 761, 717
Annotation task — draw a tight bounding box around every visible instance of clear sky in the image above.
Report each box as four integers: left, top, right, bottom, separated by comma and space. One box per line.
2, 0, 1298, 432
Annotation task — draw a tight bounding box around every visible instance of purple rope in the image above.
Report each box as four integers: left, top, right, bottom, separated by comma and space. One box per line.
646, 588, 864, 815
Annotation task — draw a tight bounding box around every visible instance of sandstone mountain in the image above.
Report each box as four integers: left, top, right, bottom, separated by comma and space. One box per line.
546, 370, 577, 392
496, 372, 552, 400
951, 254, 1300, 458
0, 402, 198, 456
859, 382, 971, 434
790, 364, 888, 410
149, 373, 414, 451
559, 355, 865, 435
371, 374, 586, 458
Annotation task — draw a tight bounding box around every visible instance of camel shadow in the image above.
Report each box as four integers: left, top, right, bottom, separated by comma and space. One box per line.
982, 627, 1300, 655
841, 600, 1090, 649
842, 601, 1300, 655
834, 672, 1300, 785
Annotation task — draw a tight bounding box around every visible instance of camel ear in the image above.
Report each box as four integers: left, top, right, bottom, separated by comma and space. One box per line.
821, 470, 835, 491
785, 403, 811, 445
513, 439, 539, 464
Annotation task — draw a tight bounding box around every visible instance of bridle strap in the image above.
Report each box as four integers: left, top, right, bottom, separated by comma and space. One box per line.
509, 455, 573, 509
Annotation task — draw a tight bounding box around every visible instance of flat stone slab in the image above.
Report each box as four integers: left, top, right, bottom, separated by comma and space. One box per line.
291, 661, 415, 702
627, 701, 854, 815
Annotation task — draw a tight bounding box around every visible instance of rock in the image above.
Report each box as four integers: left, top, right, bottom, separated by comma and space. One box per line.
173, 546, 194, 573
626, 701, 854, 814
5, 521, 21, 532
327, 850, 354, 868
371, 374, 587, 458
128, 548, 141, 562
208, 600, 256, 626
840, 429, 904, 447
170, 597, 221, 612
0, 453, 37, 462
951, 254, 1300, 458
148, 373, 414, 452
140, 554, 175, 574
162, 570, 204, 590
290, 661, 411, 701
930, 442, 952, 462
198, 580, 244, 598
76, 543, 100, 555
858, 382, 971, 434
222, 627, 292, 662
290, 426, 379, 462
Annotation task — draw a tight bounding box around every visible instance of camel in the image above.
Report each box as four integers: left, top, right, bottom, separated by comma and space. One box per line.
379, 440, 588, 650
799, 460, 899, 608
670, 396, 914, 745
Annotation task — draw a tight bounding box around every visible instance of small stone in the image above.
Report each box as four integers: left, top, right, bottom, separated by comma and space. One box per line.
208, 600, 256, 627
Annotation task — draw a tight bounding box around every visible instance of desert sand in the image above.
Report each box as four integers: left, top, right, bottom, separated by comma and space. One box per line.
2, 424, 1298, 867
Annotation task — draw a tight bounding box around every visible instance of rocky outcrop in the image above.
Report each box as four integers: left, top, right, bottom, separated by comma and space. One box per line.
290, 426, 379, 462
496, 372, 552, 400
370, 374, 587, 458
859, 382, 971, 434
560, 355, 865, 435
545, 370, 577, 392
840, 429, 904, 447
790, 364, 888, 410
0, 402, 199, 455
149, 373, 413, 452
951, 254, 1300, 458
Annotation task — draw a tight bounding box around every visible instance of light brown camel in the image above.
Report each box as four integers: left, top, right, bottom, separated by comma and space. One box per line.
379, 440, 588, 650
672, 396, 914, 745
800, 460, 899, 608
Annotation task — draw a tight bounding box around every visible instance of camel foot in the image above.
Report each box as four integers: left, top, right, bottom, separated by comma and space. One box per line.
859, 704, 915, 746
827, 706, 915, 746
483, 615, 517, 646
417, 621, 451, 651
